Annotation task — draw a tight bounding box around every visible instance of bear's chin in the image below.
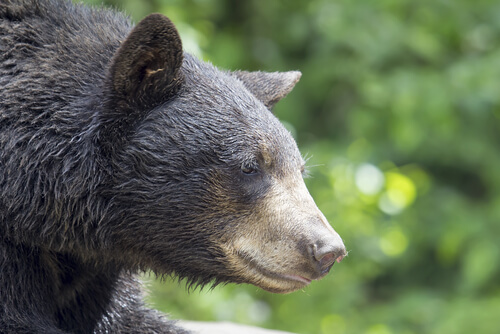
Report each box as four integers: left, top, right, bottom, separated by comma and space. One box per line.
255, 275, 312, 294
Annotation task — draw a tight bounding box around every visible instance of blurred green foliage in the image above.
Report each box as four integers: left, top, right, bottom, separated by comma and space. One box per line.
83, 0, 500, 333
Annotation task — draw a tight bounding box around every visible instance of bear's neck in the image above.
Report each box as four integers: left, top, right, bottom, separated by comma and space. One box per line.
1, 241, 122, 333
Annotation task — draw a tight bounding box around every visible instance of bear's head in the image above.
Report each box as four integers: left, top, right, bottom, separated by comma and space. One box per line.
100, 14, 346, 294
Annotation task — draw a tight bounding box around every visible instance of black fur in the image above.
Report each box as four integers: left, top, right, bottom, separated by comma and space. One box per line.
1, 0, 305, 333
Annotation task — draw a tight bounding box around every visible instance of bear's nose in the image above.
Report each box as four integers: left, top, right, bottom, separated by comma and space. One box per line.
311, 233, 346, 276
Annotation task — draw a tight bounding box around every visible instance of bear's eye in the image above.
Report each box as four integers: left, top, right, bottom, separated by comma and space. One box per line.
241, 162, 259, 175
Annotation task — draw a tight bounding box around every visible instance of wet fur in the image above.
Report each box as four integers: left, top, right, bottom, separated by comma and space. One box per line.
0, 0, 310, 332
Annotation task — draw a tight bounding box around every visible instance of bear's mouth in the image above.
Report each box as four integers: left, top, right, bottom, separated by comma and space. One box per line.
279, 274, 312, 285
235, 252, 316, 294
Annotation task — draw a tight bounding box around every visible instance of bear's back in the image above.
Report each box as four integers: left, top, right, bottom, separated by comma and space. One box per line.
0, 0, 125, 244
0, 0, 130, 124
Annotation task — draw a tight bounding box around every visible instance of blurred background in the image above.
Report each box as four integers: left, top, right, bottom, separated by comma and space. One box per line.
82, 0, 500, 333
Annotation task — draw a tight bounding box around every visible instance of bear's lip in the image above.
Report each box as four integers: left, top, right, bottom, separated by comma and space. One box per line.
280, 274, 312, 285
235, 253, 316, 293
257, 263, 336, 292
257, 272, 314, 294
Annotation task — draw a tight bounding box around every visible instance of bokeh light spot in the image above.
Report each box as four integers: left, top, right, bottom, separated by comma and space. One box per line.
365, 323, 393, 334
379, 172, 416, 214
321, 314, 346, 334
380, 227, 409, 257
355, 163, 385, 195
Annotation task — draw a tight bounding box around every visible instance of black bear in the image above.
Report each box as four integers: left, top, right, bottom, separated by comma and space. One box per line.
0, 0, 346, 333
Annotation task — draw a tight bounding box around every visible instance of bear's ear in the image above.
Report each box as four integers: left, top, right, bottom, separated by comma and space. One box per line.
106, 13, 183, 112
232, 71, 301, 109
100, 14, 183, 153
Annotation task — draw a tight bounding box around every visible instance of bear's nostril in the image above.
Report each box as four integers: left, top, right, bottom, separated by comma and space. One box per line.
309, 224, 346, 277
318, 252, 335, 269
312, 242, 347, 273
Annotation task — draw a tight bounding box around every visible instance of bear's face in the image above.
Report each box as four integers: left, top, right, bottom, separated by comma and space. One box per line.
101, 14, 346, 293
